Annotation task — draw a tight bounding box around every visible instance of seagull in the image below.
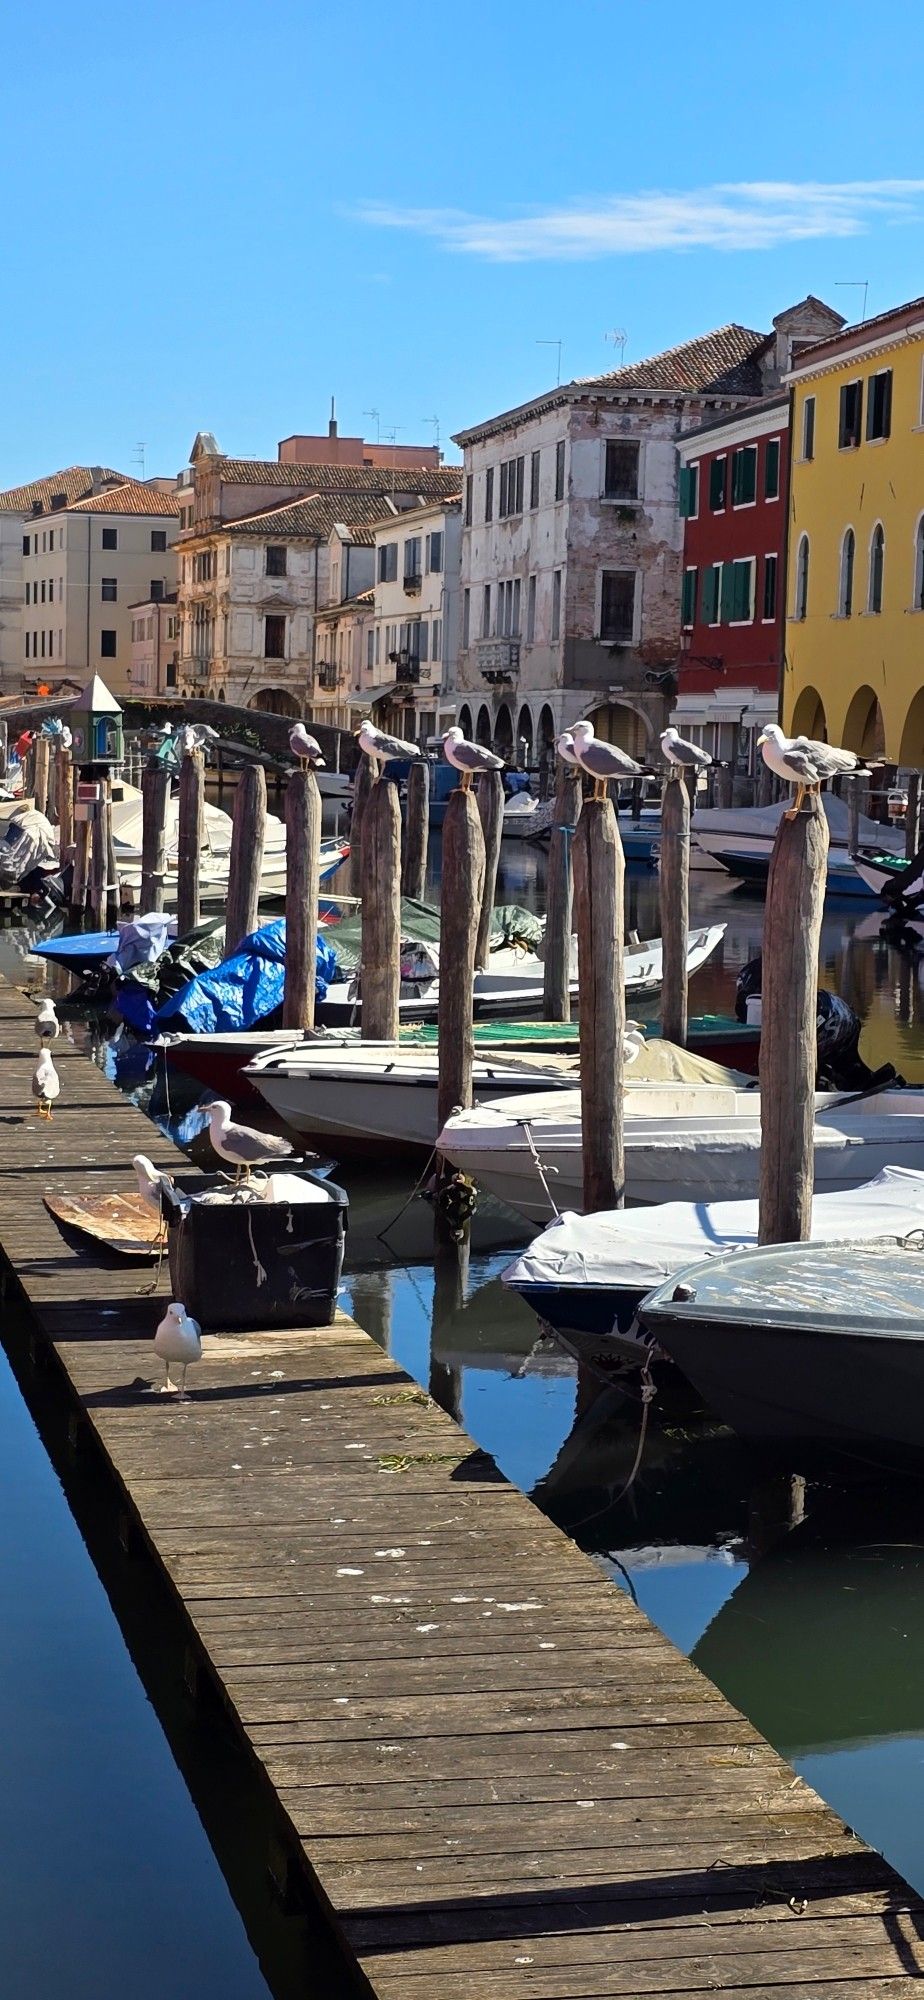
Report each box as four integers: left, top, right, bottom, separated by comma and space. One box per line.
206, 1100, 295, 1184
32, 1049, 60, 1120
35, 998, 59, 1041
60, 724, 72, 751
357, 720, 423, 781
153, 1302, 202, 1397
289, 723, 326, 768
175, 723, 219, 758
441, 727, 504, 793
661, 727, 712, 779
570, 720, 643, 800
758, 723, 859, 819
557, 732, 580, 767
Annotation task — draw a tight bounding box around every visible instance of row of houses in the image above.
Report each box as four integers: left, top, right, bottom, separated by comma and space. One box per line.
3, 289, 924, 765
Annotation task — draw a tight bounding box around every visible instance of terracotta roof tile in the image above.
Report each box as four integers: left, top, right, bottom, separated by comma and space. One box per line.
576, 323, 769, 395
213, 458, 462, 497
67, 481, 181, 517
191, 491, 430, 542
0, 465, 130, 514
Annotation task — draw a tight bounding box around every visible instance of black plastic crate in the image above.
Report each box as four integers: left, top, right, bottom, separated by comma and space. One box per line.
162, 1169, 348, 1331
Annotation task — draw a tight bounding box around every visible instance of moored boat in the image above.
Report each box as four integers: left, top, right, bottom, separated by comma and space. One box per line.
691, 793, 902, 898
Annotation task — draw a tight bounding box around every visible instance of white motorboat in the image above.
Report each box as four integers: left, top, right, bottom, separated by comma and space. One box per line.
109, 783, 348, 908
244, 1033, 745, 1156
437, 1081, 924, 1224
501, 794, 554, 840
316, 922, 726, 1026
691, 794, 902, 898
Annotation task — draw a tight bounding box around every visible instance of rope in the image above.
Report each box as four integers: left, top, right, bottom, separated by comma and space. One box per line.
566, 1359, 658, 1531
519, 1119, 561, 1218
375, 1144, 440, 1243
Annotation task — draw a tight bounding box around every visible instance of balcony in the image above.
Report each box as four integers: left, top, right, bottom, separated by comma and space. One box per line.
317, 662, 339, 691
477, 638, 520, 686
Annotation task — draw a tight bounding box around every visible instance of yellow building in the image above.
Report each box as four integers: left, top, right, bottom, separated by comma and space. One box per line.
785, 296, 924, 763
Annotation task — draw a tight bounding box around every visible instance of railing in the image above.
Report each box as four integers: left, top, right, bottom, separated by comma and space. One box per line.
477, 639, 520, 684
317, 663, 339, 691
403, 571, 422, 594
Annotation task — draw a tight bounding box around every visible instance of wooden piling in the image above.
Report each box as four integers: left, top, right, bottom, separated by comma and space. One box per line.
758, 794, 829, 1245
176, 750, 205, 935
572, 798, 626, 1213
437, 787, 486, 1141
71, 815, 90, 913
0, 720, 7, 782
104, 778, 120, 925
140, 762, 171, 913
401, 759, 429, 901
88, 795, 108, 927
349, 756, 373, 898
360, 779, 402, 1040
714, 764, 733, 809
283, 767, 321, 1031
756, 757, 775, 809
659, 776, 690, 1047
906, 772, 921, 860
542, 759, 582, 1022
33, 735, 50, 818
225, 761, 266, 955
474, 769, 504, 970
847, 774, 860, 857
56, 749, 73, 866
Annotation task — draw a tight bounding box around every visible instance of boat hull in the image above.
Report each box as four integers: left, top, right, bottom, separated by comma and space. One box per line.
250, 1061, 576, 1155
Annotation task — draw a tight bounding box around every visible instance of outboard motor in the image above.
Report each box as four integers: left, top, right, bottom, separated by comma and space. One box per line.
735, 954, 902, 1091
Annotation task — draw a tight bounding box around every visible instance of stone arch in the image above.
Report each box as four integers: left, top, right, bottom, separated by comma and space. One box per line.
842, 685, 885, 759
249, 687, 300, 717
790, 685, 827, 741
475, 703, 492, 747
537, 703, 555, 762
585, 698, 652, 759
899, 687, 924, 766
516, 704, 533, 767
458, 702, 473, 739
493, 702, 514, 759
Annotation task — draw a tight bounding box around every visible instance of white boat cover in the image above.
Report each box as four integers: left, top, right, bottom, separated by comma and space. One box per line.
692, 793, 900, 852
503, 1165, 924, 1297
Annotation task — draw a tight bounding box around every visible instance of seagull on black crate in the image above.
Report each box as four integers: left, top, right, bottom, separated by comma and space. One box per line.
153, 1302, 202, 1398
35, 998, 59, 1041
32, 1049, 60, 1120
757, 723, 859, 820
570, 719, 643, 800
289, 723, 326, 769
357, 720, 423, 781
661, 727, 712, 780
441, 726, 504, 792
206, 1099, 295, 1185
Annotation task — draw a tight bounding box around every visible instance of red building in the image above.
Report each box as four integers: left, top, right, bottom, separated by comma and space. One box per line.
674, 396, 788, 772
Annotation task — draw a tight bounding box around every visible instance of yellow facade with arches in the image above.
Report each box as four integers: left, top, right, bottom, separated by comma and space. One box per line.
785, 299, 924, 764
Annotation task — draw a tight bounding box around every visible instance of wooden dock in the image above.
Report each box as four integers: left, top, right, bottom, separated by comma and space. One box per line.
1, 978, 923, 1996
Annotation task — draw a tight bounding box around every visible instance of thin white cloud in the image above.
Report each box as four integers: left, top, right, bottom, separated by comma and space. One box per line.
351, 181, 924, 263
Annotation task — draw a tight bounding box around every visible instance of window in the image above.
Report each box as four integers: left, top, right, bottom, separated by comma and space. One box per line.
794, 535, 809, 620
403, 536, 422, 582
151, 529, 167, 553
801, 396, 815, 461
101, 577, 117, 601
764, 438, 781, 500
425, 530, 443, 573
701, 563, 721, 624
709, 458, 727, 511
484, 468, 494, 523
762, 553, 778, 621
867, 369, 892, 441
603, 440, 640, 501
678, 465, 699, 518
102, 527, 118, 550
512, 578, 521, 635
868, 524, 885, 613
839, 529, 855, 617
915, 518, 924, 611
22, 536, 29, 555
481, 583, 491, 638
40, 580, 46, 603
464, 474, 473, 527
265, 545, 287, 577
150, 579, 165, 601
192, 550, 214, 582
377, 542, 398, 583
462, 587, 470, 647
838, 380, 863, 450
526, 573, 537, 642
224, 545, 231, 576
264, 614, 286, 658
100, 630, 117, 657
24, 633, 29, 658
47, 578, 53, 602
529, 450, 540, 509
48, 531, 54, 552
23, 583, 29, 605
600, 569, 636, 643
681, 567, 697, 627
499, 455, 524, 517
40, 631, 45, 658
551, 570, 562, 641
554, 440, 566, 502
721, 558, 754, 623
432, 618, 442, 661
42, 533, 47, 552
731, 445, 757, 506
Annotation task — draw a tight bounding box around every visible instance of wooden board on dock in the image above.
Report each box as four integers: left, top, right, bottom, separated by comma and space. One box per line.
0, 978, 921, 1997
43, 1190, 161, 1256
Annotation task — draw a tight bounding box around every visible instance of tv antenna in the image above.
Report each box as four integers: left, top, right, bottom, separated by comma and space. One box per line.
605, 328, 628, 365
133, 440, 147, 479
536, 339, 563, 387
835, 281, 870, 324
422, 414, 441, 452
363, 406, 381, 443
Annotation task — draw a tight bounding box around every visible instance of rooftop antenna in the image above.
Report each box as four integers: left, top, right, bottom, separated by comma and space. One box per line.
423, 414, 441, 453
605, 328, 628, 365
133, 440, 147, 479
363, 406, 381, 444
536, 339, 563, 387
382, 426, 404, 490
329, 395, 338, 439
835, 280, 870, 324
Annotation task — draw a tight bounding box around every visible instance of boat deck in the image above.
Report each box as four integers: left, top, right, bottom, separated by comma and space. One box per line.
0, 978, 922, 1995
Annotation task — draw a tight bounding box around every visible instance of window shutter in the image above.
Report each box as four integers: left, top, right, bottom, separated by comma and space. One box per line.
764, 439, 780, 499
701, 564, 719, 623
678, 467, 695, 517
709, 458, 726, 510
719, 563, 735, 623
681, 568, 696, 625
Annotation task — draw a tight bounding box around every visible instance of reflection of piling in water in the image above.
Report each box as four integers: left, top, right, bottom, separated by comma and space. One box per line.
745, 1472, 806, 1562
429, 1234, 467, 1421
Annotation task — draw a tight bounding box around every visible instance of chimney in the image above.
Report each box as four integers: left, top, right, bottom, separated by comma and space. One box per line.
329, 396, 338, 440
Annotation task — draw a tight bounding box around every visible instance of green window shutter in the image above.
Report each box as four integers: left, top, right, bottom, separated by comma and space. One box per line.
764, 438, 780, 499
709, 458, 726, 510
678, 467, 695, 517
701, 564, 719, 623
681, 568, 697, 625
731, 560, 752, 621
732, 447, 757, 504
719, 562, 735, 623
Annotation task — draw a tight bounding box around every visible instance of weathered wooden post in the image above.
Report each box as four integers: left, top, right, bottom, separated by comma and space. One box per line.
437, 786, 486, 1149
756, 755, 775, 808
88, 787, 110, 927
0, 719, 7, 782
360, 776, 402, 1039
349, 756, 374, 898
56, 747, 73, 863
474, 768, 504, 970
572, 797, 626, 1213
33, 734, 50, 818
103, 779, 121, 924
140, 761, 170, 912
659, 775, 690, 1046
71, 813, 90, 913
542, 759, 582, 1022
906, 772, 921, 860
630, 774, 643, 822
402, 759, 429, 901
225, 761, 266, 954
283, 766, 321, 1030
847, 773, 860, 857
758, 794, 829, 1244
176, 749, 205, 935
715, 764, 734, 809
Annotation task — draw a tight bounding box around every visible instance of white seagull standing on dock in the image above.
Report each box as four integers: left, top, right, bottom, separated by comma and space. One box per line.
661, 727, 712, 779
35, 998, 59, 1041
357, 720, 423, 780
441, 727, 504, 792
570, 720, 643, 800
32, 1049, 60, 1120
153, 1302, 202, 1397
206, 1100, 296, 1184
289, 723, 326, 768
757, 723, 859, 819
133, 1153, 175, 1222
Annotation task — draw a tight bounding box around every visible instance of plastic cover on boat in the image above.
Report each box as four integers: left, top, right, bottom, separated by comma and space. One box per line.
503, 1165, 924, 1298
0, 808, 58, 885
156, 919, 340, 1034
105, 914, 177, 973
692, 793, 897, 851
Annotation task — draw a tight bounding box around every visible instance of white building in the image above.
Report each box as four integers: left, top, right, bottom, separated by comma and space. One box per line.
0, 464, 130, 693
17, 479, 180, 698
367, 497, 462, 743
129, 592, 180, 695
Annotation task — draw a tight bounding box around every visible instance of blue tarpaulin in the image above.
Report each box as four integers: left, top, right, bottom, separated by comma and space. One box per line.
155, 921, 340, 1034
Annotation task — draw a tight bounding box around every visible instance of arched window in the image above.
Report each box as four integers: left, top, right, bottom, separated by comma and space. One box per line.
915, 517, 924, 612
839, 529, 855, 617
794, 535, 809, 621
869, 524, 885, 614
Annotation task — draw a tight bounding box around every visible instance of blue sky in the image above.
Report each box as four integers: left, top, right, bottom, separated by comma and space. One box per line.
3, 0, 923, 486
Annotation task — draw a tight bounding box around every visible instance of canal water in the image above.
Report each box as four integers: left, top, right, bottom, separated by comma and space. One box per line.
4, 833, 924, 1986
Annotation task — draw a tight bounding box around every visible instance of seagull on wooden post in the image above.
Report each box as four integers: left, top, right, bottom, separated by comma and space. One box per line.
661, 727, 712, 781
357, 720, 423, 782
441, 726, 504, 793
289, 723, 326, 769
206, 1099, 296, 1185
570, 719, 643, 801
757, 723, 859, 820
556, 732, 580, 767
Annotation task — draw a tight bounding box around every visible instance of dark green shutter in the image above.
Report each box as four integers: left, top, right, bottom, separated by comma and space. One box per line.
681, 568, 697, 625
678, 467, 695, 517
764, 439, 780, 498
732, 560, 752, 621
701, 564, 719, 623
709, 458, 726, 510
719, 563, 735, 622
